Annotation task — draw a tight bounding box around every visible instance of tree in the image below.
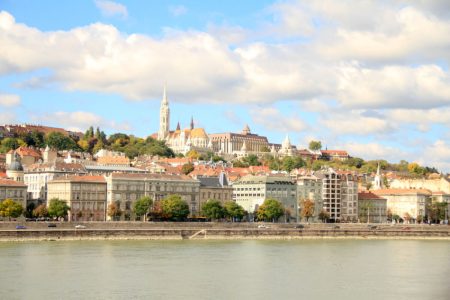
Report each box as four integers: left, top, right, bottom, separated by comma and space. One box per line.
0, 199, 24, 220
47, 198, 70, 219
32, 204, 48, 218
181, 163, 195, 175
45, 132, 79, 151
107, 201, 122, 221
242, 154, 261, 166
201, 200, 225, 221
224, 201, 246, 221
403, 212, 412, 224
133, 196, 153, 221
308, 140, 322, 151
161, 195, 190, 221
186, 150, 200, 159
256, 198, 284, 222
301, 199, 314, 222
0, 138, 20, 153
427, 202, 448, 223
318, 209, 330, 223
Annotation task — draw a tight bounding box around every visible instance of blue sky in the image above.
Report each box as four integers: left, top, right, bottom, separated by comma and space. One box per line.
1, 1, 450, 170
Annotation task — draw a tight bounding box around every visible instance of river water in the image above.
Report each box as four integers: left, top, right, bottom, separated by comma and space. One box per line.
0, 239, 449, 300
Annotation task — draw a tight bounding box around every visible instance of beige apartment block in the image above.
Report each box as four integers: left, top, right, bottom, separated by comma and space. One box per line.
198, 174, 233, 209
373, 189, 430, 222
358, 191, 388, 223
105, 173, 200, 220
0, 178, 27, 209
47, 175, 107, 221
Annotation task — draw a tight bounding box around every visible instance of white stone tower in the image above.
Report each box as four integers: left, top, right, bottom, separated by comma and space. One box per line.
158, 86, 170, 140
373, 163, 382, 190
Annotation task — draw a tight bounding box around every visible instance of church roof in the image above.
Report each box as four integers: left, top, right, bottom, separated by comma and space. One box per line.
190, 128, 208, 138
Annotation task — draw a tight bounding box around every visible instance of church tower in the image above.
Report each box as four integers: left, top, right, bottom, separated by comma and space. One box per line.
158, 86, 170, 140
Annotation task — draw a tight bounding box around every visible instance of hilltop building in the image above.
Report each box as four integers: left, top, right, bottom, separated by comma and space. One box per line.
156, 87, 211, 155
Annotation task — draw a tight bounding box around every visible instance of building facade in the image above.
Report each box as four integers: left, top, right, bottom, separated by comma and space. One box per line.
233, 175, 297, 221
296, 174, 323, 222
0, 178, 27, 209
24, 162, 87, 205
105, 173, 200, 220
358, 191, 388, 223
47, 175, 107, 221
315, 168, 358, 222
373, 189, 430, 223
198, 173, 233, 209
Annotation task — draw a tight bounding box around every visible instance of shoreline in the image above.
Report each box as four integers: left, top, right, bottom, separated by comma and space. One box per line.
1, 227, 449, 242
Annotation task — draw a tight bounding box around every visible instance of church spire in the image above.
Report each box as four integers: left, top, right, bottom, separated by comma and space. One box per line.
190, 116, 194, 130
176, 121, 180, 131
158, 86, 170, 140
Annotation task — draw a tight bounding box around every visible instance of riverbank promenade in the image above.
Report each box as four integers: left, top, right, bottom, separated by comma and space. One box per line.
0, 222, 449, 241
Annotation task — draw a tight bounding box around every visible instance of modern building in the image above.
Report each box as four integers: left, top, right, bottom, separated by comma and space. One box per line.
104, 173, 200, 220
315, 168, 358, 222
47, 175, 107, 221
296, 173, 323, 222
232, 175, 297, 221
358, 191, 388, 223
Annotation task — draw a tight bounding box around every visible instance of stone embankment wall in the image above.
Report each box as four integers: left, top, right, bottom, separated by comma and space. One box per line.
0, 222, 449, 241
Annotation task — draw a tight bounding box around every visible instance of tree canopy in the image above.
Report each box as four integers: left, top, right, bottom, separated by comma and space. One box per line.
201, 200, 225, 220
133, 196, 153, 221
308, 140, 322, 151
0, 199, 24, 220
256, 198, 284, 222
301, 199, 314, 222
161, 195, 190, 221
47, 198, 70, 218
224, 201, 246, 221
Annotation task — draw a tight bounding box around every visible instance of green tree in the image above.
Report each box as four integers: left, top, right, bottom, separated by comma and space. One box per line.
47, 198, 70, 219
301, 199, 314, 222
32, 204, 48, 218
242, 154, 261, 166
0, 199, 24, 220
45, 132, 79, 151
108, 201, 122, 221
308, 140, 322, 151
181, 163, 195, 175
224, 201, 246, 221
133, 196, 153, 221
161, 195, 190, 221
201, 200, 225, 221
186, 150, 200, 159
318, 209, 330, 223
22, 130, 45, 148
256, 198, 284, 222
0, 138, 20, 153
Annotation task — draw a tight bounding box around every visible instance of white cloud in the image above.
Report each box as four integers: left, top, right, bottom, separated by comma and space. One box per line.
320, 110, 395, 135
338, 142, 409, 162
418, 140, 450, 171
251, 107, 307, 133
168, 5, 187, 17
0, 93, 20, 107
95, 0, 128, 19
31, 111, 131, 132
337, 64, 450, 109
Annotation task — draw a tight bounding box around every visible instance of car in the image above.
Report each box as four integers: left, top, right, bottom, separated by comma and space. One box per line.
75, 225, 86, 229
15, 225, 26, 229
293, 224, 305, 229
332, 225, 340, 229
47, 223, 57, 228
258, 224, 270, 228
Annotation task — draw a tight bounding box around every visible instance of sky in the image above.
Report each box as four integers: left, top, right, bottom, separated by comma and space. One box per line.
1, 0, 450, 170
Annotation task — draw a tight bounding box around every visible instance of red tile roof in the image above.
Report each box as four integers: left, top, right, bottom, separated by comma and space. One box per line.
358, 191, 386, 200
0, 178, 27, 187
373, 188, 432, 196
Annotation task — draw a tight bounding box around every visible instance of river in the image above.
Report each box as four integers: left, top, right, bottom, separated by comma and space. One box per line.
0, 239, 449, 299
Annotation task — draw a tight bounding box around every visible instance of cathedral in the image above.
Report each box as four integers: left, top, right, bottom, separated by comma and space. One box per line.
156, 88, 212, 155
155, 87, 297, 158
